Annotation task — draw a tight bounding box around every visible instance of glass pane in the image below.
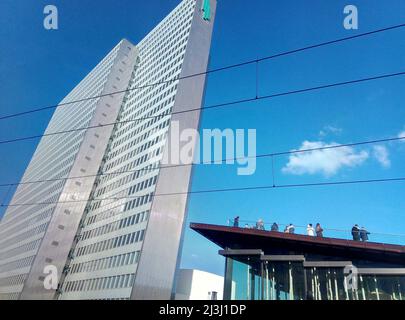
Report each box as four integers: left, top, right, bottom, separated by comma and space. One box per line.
229, 257, 262, 300
263, 261, 305, 300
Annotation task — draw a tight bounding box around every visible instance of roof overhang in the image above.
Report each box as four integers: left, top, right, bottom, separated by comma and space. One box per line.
190, 223, 405, 265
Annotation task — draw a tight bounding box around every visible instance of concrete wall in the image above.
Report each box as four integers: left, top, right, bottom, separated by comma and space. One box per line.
175, 269, 224, 300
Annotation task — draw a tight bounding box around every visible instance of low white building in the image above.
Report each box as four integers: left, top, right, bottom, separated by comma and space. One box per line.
175, 269, 224, 300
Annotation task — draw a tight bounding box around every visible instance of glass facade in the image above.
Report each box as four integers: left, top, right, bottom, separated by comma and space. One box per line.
224, 253, 405, 301
305, 267, 346, 300
356, 275, 405, 300
263, 261, 306, 300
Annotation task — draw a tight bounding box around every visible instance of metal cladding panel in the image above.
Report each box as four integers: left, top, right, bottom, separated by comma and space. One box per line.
130, 0, 217, 300
19, 40, 138, 300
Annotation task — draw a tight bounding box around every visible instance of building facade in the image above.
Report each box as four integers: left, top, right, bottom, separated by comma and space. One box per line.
0, 0, 216, 300
175, 269, 224, 300
191, 223, 405, 300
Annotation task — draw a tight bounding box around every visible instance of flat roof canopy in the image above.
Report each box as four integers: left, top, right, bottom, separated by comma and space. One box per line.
190, 223, 405, 265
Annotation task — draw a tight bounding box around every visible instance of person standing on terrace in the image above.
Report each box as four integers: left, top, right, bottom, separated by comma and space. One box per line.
316, 223, 324, 237
307, 224, 315, 236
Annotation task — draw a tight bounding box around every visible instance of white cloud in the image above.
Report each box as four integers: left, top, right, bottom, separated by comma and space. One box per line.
282, 141, 369, 177
319, 125, 342, 138
373, 145, 390, 168
398, 130, 405, 141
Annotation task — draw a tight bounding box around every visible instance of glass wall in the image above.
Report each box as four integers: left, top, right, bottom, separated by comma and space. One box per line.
305, 267, 348, 300
229, 257, 262, 300
357, 275, 405, 300
224, 255, 405, 300
262, 261, 305, 300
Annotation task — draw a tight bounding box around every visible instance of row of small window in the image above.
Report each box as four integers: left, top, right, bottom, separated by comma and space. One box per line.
133, 62, 183, 103
96, 170, 156, 213
127, 62, 179, 111
128, 175, 158, 196
42, 103, 95, 151
88, 170, 156, 213
13, 150, 77, 212
24, 177, 61, 203
0, 222, 47, 249
142, 29, 189, 77
124, 75, 175, 116
96, 153, 160, 200
89, 151, 160, 199
0, 273, 27, 287
68, 74, 109, 107
0, 255, 34, 274
11, 177, 65, 218
46, 106, 95, 151
1, 203, 52, 231
141, 1, 193, 55
0, 238, 41, 261
81, 210, 149, 241
33, 134, 82, 173
26, 122, 82, 169
123, 193, 154, 212
96, 172, 135, 199
103, 143, 165, 180
141, 7, 193, 68
111, 112, 171, 162
0, 204, 53, 239
12, 176, 58, 206
76, 229, 145, 257
143, 0, 193, 37
50, 94, 96, 127
121, 87, 175, 134
69, 250, 140, 274
86, 182, 153, 226
0, 292, 20, 300
5, 171, 67, 224
122, 78, 171, 115
103, 132, 163, 172
134, 42, 185, 97
106, 114, 170, 170
103, 142, 161, 173
64, 273, 135, 293
139, 36, 188, 85
111, 100, 172, 152
139, 37, 188, 86
46, 105, 91, 139
94, 159, 158, 197
0, 204, 52, 244
24, 130, 83, 184
117, 130, 163, 164
27, 152, 75, 190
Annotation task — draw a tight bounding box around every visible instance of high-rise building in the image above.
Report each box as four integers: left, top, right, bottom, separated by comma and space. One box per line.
0, 0, 216, 300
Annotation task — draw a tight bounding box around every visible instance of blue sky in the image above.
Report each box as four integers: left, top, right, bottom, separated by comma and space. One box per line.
0, 0, 404, 276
